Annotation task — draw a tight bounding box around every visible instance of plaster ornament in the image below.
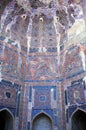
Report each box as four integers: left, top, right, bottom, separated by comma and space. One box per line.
39, 0, 52, 4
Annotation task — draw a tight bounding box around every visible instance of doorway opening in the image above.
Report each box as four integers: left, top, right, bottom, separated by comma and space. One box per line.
32, 113, 52, 130
72, 109, 86, 130
0, 109, 14, 130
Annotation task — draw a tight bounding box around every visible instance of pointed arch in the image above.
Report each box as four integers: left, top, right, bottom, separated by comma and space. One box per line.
32, 111, 53, 121
0, 108, 14, 130
71, 108, 86, 118
71, 108, 86, 130
31, 112, 53, 130
0, 108, 14, 118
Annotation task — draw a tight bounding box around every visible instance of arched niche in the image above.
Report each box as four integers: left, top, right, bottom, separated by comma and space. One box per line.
32, 112, 53, 130
0, 108, 14, 130
71, 109, 86, 130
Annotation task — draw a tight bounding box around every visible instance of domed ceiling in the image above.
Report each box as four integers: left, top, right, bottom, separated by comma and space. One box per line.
0, 0, 86, 51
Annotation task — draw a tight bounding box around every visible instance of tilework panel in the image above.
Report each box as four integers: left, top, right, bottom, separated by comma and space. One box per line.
27, 56, 58, 80
0, 1, 86, 130
27, 122, 30, 130
32, 109, 53, 119
0, 105, 16, 116
66, 109, 69, 123
68, 105, 77, 118
53, 115, 58, 126
0, 81, 18, 107
32, 86, 56, 109
0, 80, 21, 118
68, 80, 85, 105
60, 45, 86, 79
0, 40, 27, 82
68, 104, 86, 118
29, 86, 32, 102
34, 88, 51, 109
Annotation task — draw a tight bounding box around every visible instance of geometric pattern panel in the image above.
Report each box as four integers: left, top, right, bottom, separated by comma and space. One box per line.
34, 87, 51, 109
68, 80, 85, 105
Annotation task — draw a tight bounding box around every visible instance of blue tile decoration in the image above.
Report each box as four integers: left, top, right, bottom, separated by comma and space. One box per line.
68, 105, 77, 118
16, 92, 21, 117
53, 87, 56, 100
32, 109, 53, 119
79, 104, 86, 111
32, 86, 56, 109
29, 86, 32, 102
0, 36, 5, 41
0, 1, 86, 130
0, 80, 21, 117
34, 88, 51, 109
68, 104, 86, 118
27, 122, 30, 130
65, 90, 68, 105
0, 105, 16, 116
66, 109, 69, 123
68, 79, 85, 105
53, 116, 58, 126
53, 108, 57, 115
0, 80, 21, 89
40, 95, 46, 101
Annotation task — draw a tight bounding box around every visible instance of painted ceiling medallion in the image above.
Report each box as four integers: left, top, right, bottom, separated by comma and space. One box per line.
39, 0, 52, 4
